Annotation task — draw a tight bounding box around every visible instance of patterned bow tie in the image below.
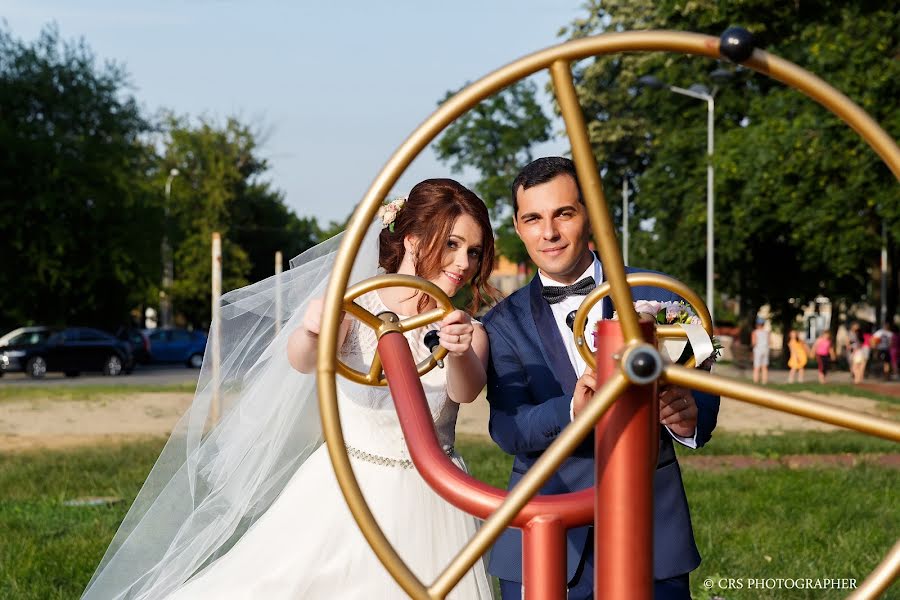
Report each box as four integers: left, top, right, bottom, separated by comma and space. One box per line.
541, 276, 595, 305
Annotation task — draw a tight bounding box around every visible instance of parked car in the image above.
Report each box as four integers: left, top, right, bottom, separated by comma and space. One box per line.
144, 328, 207, 368
116, 326, 152, 364
0, 326, 53, 348
0, 326, 53, 377
0, 327, 134, 378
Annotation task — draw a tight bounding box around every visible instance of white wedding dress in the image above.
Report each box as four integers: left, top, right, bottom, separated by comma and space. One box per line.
167, 292, 494, 599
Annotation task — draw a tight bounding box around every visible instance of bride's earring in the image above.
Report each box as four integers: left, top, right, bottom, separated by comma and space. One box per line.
403, 235, 420, 272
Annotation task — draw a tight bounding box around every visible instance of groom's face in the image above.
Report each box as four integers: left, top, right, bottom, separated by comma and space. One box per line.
513, 174, 592, 284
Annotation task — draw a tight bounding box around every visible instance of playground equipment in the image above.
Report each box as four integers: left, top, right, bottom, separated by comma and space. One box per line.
317, 28, 900, 599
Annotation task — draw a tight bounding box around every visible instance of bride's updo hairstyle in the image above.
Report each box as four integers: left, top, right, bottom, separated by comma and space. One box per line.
379, 178, 499, 313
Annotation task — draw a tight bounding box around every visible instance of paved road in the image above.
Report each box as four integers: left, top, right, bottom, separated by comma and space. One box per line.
0, 364, 200, 387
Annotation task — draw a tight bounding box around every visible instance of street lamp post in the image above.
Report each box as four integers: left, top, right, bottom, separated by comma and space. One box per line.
622, 178, 630, 265
638, 73, 731, 323
161, 168, 179, 329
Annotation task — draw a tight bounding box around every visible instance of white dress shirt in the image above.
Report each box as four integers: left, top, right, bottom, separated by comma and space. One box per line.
538, 257, 697, 447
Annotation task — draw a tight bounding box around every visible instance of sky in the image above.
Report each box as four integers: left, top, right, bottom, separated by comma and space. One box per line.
4, 0, 586, 225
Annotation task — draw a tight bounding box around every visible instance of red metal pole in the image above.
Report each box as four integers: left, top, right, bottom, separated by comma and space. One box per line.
522, 515, 567, 600
379, 331, 594, 527
593, 319, 657, 599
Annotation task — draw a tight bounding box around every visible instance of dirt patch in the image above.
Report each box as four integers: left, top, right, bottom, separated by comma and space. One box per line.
716, 391, 892, 434
0, 389, 894, 452
0, 393, 191, 452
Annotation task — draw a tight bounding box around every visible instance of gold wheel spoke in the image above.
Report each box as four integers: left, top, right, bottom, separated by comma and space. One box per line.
344, 301, 382, 330
337, 275, 454, 388
367, 352, 383, 384
664, 364, 900, 441
399, 307, 446, 332
550, 59, 641, 343
655, 324, 688, 339
849, 540, 900, 599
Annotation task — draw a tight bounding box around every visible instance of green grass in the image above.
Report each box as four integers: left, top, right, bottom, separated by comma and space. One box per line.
683, 466, 898, 600
1, 438, 897, 599
0, 383, 196, 402
682, 430, 899, 457
0, 439, 167, 599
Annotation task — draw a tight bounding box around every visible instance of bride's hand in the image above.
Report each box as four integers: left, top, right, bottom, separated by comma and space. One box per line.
302, 298, 325, 337
437, 310, 474, 356
301, 298, 345, 338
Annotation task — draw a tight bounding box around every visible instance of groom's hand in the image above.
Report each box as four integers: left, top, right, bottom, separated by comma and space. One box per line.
572, 367, 597, 417
659, 385, 698, 437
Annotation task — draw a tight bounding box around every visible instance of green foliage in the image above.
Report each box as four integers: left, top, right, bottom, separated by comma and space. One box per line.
436, 3, 899, 325
0, 24, 158, 331
159, 115, 321, 325
0, 25, 320, 334
0, 26, 324, 331
158, 114, 327, 325
562, 1, 899, 325
231, 183, 320, 283
435, 80, 553, 263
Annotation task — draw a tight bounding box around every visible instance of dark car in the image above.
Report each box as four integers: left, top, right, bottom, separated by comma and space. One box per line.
116, 326, 152, 365
0, 327, 53, 377
0, 327, 134, 378
0, 326, 53, 348
144, 328, 207, 368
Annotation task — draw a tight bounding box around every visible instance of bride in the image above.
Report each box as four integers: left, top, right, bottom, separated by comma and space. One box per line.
83, 179, 499, 599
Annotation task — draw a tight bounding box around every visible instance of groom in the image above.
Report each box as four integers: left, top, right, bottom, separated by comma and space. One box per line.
482, 157, 719, 599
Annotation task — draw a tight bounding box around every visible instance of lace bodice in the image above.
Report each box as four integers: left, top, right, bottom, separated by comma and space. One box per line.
335, 292, 458, 460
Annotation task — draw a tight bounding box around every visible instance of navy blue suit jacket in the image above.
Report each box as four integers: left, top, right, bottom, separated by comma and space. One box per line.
482, 267, 719, 584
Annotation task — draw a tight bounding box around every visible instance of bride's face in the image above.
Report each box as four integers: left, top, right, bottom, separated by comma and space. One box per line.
428, 214, 484, 298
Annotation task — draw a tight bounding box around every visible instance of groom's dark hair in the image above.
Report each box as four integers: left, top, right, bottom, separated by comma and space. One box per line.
511, 156, 583, 217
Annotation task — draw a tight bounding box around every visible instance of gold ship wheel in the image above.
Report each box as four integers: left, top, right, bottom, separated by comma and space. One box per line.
338, 274, 452, 385
316, 29, 900, 599
570, 272, 714, 369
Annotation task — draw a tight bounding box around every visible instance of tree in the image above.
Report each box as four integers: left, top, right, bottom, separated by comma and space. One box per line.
156, 115, 272, 324
0, 24, 158, 332
159, 115, 324, 326
564, 0, 898, 344
435, 80, 553, 263
436, 2, 898, 344
0, 25, 323, 333
230, 181, 320, 283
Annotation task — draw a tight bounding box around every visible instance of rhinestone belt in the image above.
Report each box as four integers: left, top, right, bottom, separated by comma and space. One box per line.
345, 444, 455, 469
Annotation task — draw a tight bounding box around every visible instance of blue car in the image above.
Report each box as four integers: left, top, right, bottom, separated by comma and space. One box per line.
0, 327, 133, 378
144, 328, 207, 368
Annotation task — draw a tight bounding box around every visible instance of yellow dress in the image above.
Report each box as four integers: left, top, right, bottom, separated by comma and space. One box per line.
787, 339, 808, 369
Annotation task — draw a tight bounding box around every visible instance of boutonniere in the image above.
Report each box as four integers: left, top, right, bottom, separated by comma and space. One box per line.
608, 300, 721, 365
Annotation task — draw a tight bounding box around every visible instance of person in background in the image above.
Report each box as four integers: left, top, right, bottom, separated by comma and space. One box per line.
848, 323, 868, 384
889, 322, 899, 380
786, 330, 809, 383
813, 331, 837, 384
872, 321, 894, 381
751, 318, 770, 385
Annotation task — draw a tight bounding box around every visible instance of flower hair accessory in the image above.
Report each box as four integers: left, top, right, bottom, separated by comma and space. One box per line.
378, 196, 407, 232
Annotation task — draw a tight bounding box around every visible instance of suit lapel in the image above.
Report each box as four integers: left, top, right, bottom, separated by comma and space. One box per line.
600, 265, 638, 317
529, 276, 578, 394
602, 296, 613, 321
